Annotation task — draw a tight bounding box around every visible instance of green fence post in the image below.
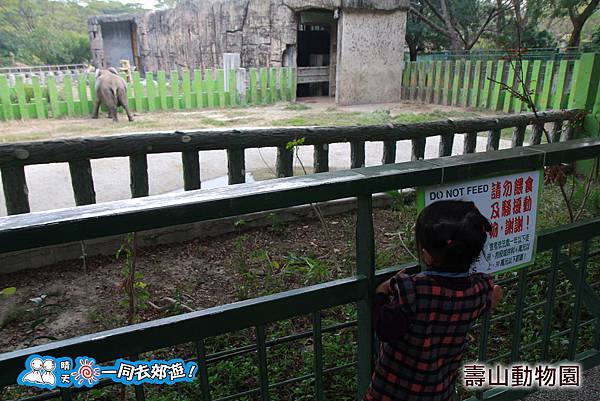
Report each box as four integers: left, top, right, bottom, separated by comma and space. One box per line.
418, 62, 426, 101
170, 70, 180, 109
146, 72, 156, 112
442, 61, 451, 105
133, 71, 144, 112
470, 60, 482, 108
88, 73, 96, 105
228, 69, 238, 106
539, 60, 554, 110
479, 60, 493, 109
216, 69, 225, 107
433, 61, 442, 104
514, 60, 529, 113
77, 73, 89, 116
356, 194, 375, 400
425, 61, 433, 102
552, 60, 569, 110
14, 75, 29, 119
270, 67, 278, 103
192, 69, 202, 108
528, 60, 542, 111
409, 62, 417, 101
460, 60, 471, 107
567, 53, 600, 174
182, 70, 192, 109
260, 67, 268, 104
157, 71, 168, 110
205, 69, 215, 108
503, 61, 517, 113
451, 60, 462, 106
490, 60, 504, 111
402, 61, 410, 99
0, 75, 13, 120
46, 75, 60, 119
281, 67, 289, 102
31, 75, 46, 118
290, 67, 297, 102
248, 68, 257, 105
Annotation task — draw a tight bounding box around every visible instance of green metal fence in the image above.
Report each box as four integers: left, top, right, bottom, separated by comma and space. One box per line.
410, 47, 597, 62
0, 67, 297, 121
0, 137, 599, 401
401, 52, 600, 117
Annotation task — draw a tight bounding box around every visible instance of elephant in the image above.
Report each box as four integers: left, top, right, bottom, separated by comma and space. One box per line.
92, 68, 134, 122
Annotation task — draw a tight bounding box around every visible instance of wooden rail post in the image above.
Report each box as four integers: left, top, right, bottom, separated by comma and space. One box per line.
182, 150, 201, 190
382, 140, 396, 164
463, 132, 477, 154
1, 166, 30, 215
276, 145, 293, 178
487, 128, 501, 151
411, 137, 426, 160
438, 133, 455, 157
351, 141, 366, 168
130, 154, 149, 198
227, 148, 245, 184
69, 160, 96, 205
313, 144, 329, 173
511, 125, 526, 148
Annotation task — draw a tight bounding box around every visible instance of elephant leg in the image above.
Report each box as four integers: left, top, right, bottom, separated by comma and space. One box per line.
92, 99, 101, 119
110, 107, 119, 122
118, 90, 134, 122
123, 104, 134, 122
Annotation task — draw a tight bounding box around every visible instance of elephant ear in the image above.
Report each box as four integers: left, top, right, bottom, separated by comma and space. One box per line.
96, 69, 103, 78
108, 67, 119, 75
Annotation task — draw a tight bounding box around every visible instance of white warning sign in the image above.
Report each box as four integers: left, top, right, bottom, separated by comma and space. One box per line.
418, 170, 542, 275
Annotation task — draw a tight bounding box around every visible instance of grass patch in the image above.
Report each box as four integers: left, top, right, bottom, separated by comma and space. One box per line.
283, 102, 311, 111
271, 109, 479, 127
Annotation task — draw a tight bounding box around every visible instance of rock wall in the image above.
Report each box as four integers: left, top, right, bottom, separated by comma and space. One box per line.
335, 8, 406, 105
89, 0, 408, 73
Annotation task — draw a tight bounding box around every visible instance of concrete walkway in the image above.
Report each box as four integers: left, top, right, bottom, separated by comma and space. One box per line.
523, 365, 600, 400
0, 135, 512, 216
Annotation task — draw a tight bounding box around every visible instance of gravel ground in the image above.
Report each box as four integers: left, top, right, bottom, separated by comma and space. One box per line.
523, 365, 600, 400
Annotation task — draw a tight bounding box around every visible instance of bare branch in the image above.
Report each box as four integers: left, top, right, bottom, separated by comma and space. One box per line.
409, 6, 451, 37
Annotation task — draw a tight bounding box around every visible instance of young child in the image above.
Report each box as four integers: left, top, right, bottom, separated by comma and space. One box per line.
365, 200, 503, 401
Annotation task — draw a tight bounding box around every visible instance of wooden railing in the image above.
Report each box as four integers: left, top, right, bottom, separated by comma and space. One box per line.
1, 139, 599, 401
0, 109, 580, 215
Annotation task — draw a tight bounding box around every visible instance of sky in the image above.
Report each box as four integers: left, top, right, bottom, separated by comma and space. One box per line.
121, 0, 159, 9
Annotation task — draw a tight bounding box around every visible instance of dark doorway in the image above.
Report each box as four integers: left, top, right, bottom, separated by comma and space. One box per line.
100, 21, 142, 73
296, 10, 336, 97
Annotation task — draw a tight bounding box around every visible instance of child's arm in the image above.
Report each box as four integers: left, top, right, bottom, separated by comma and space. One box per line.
491, 284, 503, 310
372, 274, 411, 342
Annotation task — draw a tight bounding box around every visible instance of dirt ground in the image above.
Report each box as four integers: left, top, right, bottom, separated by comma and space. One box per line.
0, 206, 415, 354
0, 97, 487, 142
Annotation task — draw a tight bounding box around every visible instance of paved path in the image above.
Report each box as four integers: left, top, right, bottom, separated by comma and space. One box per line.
523, 365, 600, 400
0, 136, 512, 216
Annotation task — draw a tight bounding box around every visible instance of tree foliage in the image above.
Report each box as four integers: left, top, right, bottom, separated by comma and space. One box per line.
409, 0, 504, 52
0, 0, 147, 66
550, 0, 599, 46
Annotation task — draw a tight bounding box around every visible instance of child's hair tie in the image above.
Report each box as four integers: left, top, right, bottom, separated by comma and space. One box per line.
447, 239, 453, 245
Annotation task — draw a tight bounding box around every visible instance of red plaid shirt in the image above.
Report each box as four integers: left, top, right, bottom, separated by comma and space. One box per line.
365, 271, 494, 401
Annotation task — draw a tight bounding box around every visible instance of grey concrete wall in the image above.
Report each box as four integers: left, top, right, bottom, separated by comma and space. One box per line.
335, 9, 406, 105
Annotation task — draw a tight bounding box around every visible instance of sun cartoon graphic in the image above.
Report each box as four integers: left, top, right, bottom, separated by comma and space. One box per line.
71, 358, 101, 386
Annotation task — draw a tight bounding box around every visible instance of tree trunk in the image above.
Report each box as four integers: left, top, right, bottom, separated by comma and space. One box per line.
408, 41, 418, 61
568, 20, 584, 47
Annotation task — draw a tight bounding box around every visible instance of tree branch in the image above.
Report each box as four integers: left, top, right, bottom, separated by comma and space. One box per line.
467, 9, 501, 50
409, 7, 451, 37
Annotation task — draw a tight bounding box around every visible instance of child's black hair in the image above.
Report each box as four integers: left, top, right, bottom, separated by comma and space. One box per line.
415, 200, 491, 272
